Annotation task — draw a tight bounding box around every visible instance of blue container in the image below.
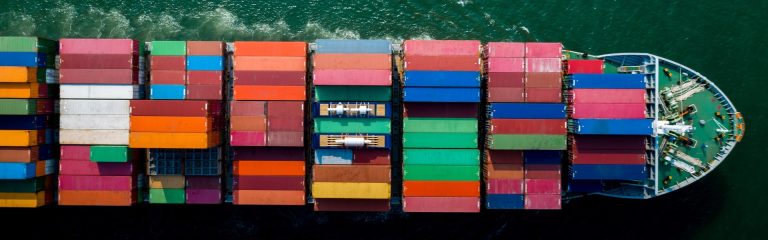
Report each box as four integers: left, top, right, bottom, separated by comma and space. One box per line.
403, 87, 480, 102
0, 162, 36, 179
314, 149, 353, 164
0, 52, 45, 67
0, 115, 48, 130
574, 119, 653, 135
312, 134, 391, 149
38, 144, 54, 160
490, 103, 566, 119
315, 39, 391, 54
404, 71, 481, 87
570, 74, 646, 89
486, 194, 525, 209
312, 102, 391, 118
570, 164, 647, 180
150, 84, 186, 100
186, 56, 224, 71
524, 150, 562, 164
567, 180, 605, 193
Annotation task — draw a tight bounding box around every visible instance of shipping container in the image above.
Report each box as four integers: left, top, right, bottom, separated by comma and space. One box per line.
149, 175, 185, 189
313, 149, 390, 165
402, 197, 480, 212
89, 146, 131, 163
524, 194, 561, 210
233, 190, 305, 205
573, 119, 654, 135
233, 56, 305, 71
151, 70, 186, 84
233, 71, 306, 86
314, 199, 390, 212
402, 103, 478, 118
404, 71, 480, 87
526, 72, 562, 88
60, 114, 129, 130
571, 148, 647, 165
487, 150, 523, 164
571, 103, 647, 119
130, 116, 212, 133
490, 103, 566, 119
234, 41, 306, 57
403, 149, 479, 165
59, 54, 135, 69
187, 56, 223, 71
229, 101, 265, 116
0, 130, 40, 146
487, 87, 525, 103
59, 69, 137, 84
314, 86, 390, 101
232, 147, 304, 161
58, 190, 135, 206
59, 175, 133, 191
267, 131, 304, 146
402, 132, 477, 148
311, 182, 390, 199
0, 52, 46, 67
313, 54, 391, 70
230, 116, 266, 131
0, 83, 41, 98
403, 40, 480, 56
0, 115, 49, 130
315, 39, 390, 54
0, 36, 57, 53
0, 176, 49, 193
403, 87, 480, 102
403, 118, 476, 133
186, 71, 223, 85
524, 164, 562, 179
234, 176, 304, 190
60, 84, 139, 99
525, 58, 562, 73
571, 89, 646, 104
572, 135, 647, 150
129, 132, 220, 149
524, 179, 561, 194
486, 194, 524, 209
491, 119, 566, 135
485, 163, 524, 179
233, 85, 306, 101
0, 99, 53, 115
150, 84, 186, 100
486, 42, 525, 58
312, 165, 391, 182
489, 134, 567, 150
313, 69, 391, 86
186, 189, 222, 204
186, 41, 224, 56
0, 147, 39, 162
566, 60, 604, 74
185, 84, 222, 100
151, 56, 186, 70
314, 102, 390, 118
403, 181, 479, 197
570, 164, 647, 180
487, 72, 525, 87
403, 165, 479, 181
60, 39, 138, 55
59, 160, 133, 176
149, 188, 185, 204
569, 74, 646, 89
487, 57, 524, 72
525, 87, 562, 102
405, 55, 479, 71
525, 42, 562, 58
151, 41, 186, 56
234, 161, 304, 176
59, 130, 129, 145
131, 100, 215, 116
486, 179, 524, 194
523, 150, 562, 164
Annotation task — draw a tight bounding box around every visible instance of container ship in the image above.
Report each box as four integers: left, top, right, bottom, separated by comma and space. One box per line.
0, 37, 744, 211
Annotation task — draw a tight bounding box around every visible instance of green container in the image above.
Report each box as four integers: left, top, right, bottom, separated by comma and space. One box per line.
315, 86, 391, 101
403, 149, 480, 166
0, 99, 37, 115
403, 132, 477, 148
0, 36, 57, 53
90, 146, 130, 163
403, 165, 480, 181
0, 177, 47, 193
314, 118, 391, 134
149, 188, 186, 204
489, 134, 567, 150
151, 41, 186, 56
403, 118, 477, 133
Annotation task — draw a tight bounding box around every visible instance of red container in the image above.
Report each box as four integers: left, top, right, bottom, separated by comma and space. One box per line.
403, 103, 478, 118
572, 89, 646, 104
60, 145, 89, 160
573, 135, 647, 150
234, 71, 306, 86
186, 84, 223, 100
60, 39, 138, 55
151, 56, 186, 70
486, 179, 523, 194
59, 160, 133, 176
487, 57, 524, 73
267, 116, 303, 132
151, 70, 186, 84
230, 101, 266, 116
186, 189, 222, 204
60, 54, 136, 69
488, 87, 524, 102
59, 175, 133, 191
488, 72, 525, 88
130, 100, 217, 117
524, 194, 561, 210
491, 119, 566, 135
313, 69, 391, 86
230, 131, 266, 146
571, 103, 646, 119
59, 69, 137, 84
525, 58, 562, 73
487, 150, 523, 164
403, 197, 480, 213
524, 179, 561, 194
187, 71, 223, 85
232, 147, 304, 161
186, 176, 221, 189
267, 101, 303, 117
267, 131, 303, 147
353, 149, 390, 165
524, 164, 561, 179
187, 41, 224, 56
526, 72, 562, 88
234, 176, 304, 190
572, 148, 646, 165
525, 42, 562, 58
486, 42, 525, 58
526, 87, 562, 103
314, 199, 390, 212
405, 55, 479, 71
566, 60, 604, 74
404, 40, 480, 56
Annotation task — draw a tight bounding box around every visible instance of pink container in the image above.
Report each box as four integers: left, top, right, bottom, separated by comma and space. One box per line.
313, 69, 391, 86
571, 103, 647, 119
488, 57, 524, 73
486, 42, 525, 58
186, 176, 221, 190
526, 58, 562, 73
572, 89, 646, 104
486, 179, 523, 194
267, 131, 303, 147
59, 175, 133, 191
59, 160, 134, 176
230, 131, 267, 146
524, 179, 561, 194
566, 60, 604, 74
405, 55, 479, 71
60, 39, 138, 55
404, 40, 481, 56
524, 194, 562, 210
60, 145, 90, 160
525, 43, 562, 58
403, 197, 480, 213
186, 189, 222, 204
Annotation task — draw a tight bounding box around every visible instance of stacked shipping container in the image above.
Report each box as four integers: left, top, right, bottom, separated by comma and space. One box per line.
0, 37, 57, 207
57, 38, 143, 206
310, 39, 392, 211
401, 40, 481, 213
231, 42, 306, 205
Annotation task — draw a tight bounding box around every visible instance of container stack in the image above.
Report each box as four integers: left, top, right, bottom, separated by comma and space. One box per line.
484, 42, 565, 210
401, 40, 481, 213
309, 40, 393, 211
132, 41, 225, 204
567, 59, 651, 184
57, 38, 143, 206
0, 36, 57, 208
230, 41, 306, 205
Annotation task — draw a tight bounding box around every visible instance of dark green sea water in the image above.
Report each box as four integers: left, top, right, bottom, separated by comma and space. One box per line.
1, 0, 766, 239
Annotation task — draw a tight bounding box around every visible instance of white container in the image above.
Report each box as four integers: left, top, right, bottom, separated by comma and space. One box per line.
60, 100, 130, 115
60, 84, 140, 99
60, 114, 130, 130
59, 129, 129, 145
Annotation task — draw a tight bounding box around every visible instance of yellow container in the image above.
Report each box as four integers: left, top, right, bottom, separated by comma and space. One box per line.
0, 191, 46, 208
149, 176, 186, 189
311, 182, 391, 199
0, 67, 36, 82
0, 83, 39, 98
129, 131, 220, 149
0, 130, 38, 147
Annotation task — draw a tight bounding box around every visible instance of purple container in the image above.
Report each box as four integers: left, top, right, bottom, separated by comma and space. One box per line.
186, 189, 221, 204
186, 176, 221, 190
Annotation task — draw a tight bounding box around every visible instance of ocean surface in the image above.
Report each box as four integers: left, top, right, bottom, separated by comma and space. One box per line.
1, 0, 766, 239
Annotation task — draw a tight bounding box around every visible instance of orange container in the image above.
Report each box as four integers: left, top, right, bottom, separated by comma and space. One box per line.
0, 67, 36, 82
0, 130, 38, 147
130, 116, 212, 133
234, 160, 304, 176
233, 190, 305, 205
403, 181, 480, 197
0, 83, 39, 98
129, 132, 220, 149
58, 190, 134, 206
233, 56, 306, 71
486, 163, 524, 179
230, 116, 267, 131
233, 42, 306, 57
313, 54, 391, 70
233, 85, 306, 101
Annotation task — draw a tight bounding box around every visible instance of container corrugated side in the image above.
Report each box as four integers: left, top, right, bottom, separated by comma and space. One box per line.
573, 119, 654, 135
486, 42, 525, 58
403, 40, 480, 56
570, 74, 646, 89
315, 39, 391, 54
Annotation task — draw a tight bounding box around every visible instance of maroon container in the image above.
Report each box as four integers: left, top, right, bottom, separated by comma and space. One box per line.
573, 135, 647, 150
35, 99, 54, 114
186, 176, 222, 190
353, 149, 390, 165
486, 179, 523, 194
60, 54, 136, 69
526, 87, 562, 103
491, 119, 566, 135
60, 145, 90, 160
314, 199, 390, 212
59, 175, 133, 191
233, 176, 304, 190
230, 131, 266, 146
234, 71, 306, 86
267, 101, 303, 116
403, 102, 477, 118
488, 87, 524, 103
526, 72, 562, 88
488, 72, 525, 88
130, 100, 212, 116
151, 56, 186, 70
405, 55, 479, 71
187, 71, 223, 85
230, 101, 266, 116
186, 189, 222, 204
187, 41, 224, 56
524, 164, 561, 179
267, 116, 303, 132
402, 197, 480, 213
572, 148, 646, 165
486, 150, 523, 164
151, 70, 186, 84
59, 69, 137, 84
60, 39, 138, 55
186, 84, 223, 100
232, 147, 304, 161
267, 131, 303, 147
59, 160, 134, 176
